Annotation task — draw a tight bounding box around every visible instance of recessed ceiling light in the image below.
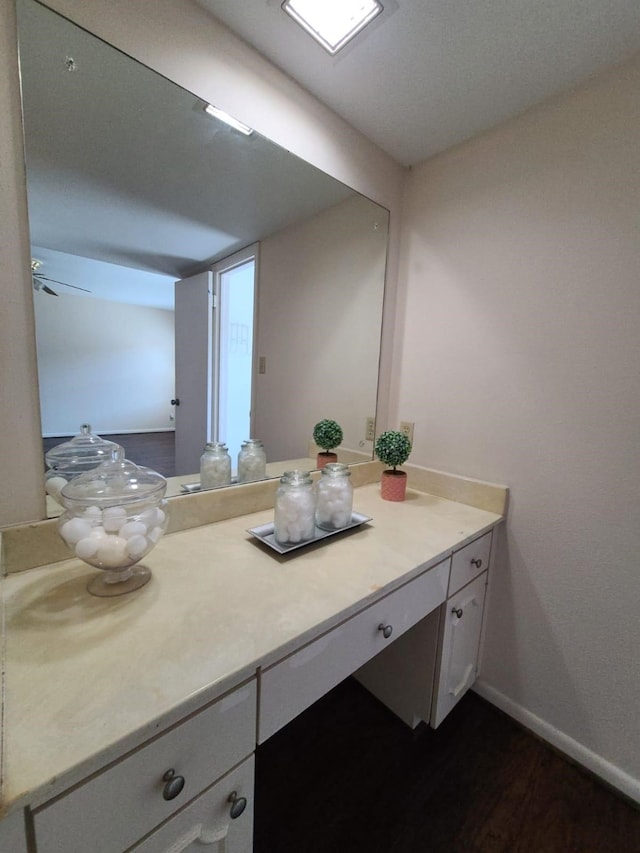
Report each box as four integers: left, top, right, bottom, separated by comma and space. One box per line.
203, 103, 253, 136
282, 0, 383, 55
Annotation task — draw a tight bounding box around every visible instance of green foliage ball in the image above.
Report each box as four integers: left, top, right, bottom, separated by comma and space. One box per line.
375, 430, 412, 469
313, 419, 343, 452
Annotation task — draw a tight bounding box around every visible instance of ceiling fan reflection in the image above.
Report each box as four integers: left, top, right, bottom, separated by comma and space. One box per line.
31, 258, 92, 296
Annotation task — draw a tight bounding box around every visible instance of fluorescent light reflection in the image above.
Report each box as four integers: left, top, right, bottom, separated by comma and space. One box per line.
203, 104, 253, 136
282, 0, 383, 55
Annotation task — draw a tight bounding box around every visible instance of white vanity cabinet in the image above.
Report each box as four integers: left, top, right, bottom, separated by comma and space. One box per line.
0, 480, 505, 853
431, 571, 488, 727
357, 530, 493, 730
30, 680, 257, 853
431, 530, 493, 727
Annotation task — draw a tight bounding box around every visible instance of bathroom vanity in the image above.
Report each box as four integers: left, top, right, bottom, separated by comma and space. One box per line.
0, 468, 506, 851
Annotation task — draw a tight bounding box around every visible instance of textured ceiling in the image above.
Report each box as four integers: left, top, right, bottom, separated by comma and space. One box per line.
198, 0, 640, 166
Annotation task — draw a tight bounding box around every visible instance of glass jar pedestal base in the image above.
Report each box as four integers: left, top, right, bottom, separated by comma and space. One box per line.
87, 564, 151, 597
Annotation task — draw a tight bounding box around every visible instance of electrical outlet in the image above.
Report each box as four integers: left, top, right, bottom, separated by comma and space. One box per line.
400, 421, 414, 444
365, 417, 376, 442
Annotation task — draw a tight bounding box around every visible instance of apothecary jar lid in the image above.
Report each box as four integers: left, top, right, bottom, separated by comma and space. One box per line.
45, 423, 121, 473
320, 463, 351, 478
60, 447, 167, 508
279, 469, 313, 486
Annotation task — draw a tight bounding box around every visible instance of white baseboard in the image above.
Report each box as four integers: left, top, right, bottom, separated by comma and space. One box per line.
473, 680, 640, 805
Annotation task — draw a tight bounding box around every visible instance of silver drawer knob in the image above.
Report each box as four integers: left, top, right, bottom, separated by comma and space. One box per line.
470, 558, 483, 568
378, 622, 393, 639
228, 790, 248, 819
162, 768, 185, 800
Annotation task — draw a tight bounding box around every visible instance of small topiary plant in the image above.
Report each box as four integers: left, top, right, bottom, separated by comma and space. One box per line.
313, 419, 343, 453
375, 430, 412, 471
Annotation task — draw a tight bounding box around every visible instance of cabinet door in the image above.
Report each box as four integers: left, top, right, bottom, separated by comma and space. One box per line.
129, 756, 254, 853
431, 572, 487, 728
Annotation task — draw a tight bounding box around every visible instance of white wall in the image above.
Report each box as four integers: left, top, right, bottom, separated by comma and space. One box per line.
0, 0, 404, 526
34, 293, 174, 435
393, 54, 640, 798
255, 195, 386, 461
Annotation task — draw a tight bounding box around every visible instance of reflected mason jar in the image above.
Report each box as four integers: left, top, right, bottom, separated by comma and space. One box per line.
237, 439, 267, 483
200, 441, 232, 489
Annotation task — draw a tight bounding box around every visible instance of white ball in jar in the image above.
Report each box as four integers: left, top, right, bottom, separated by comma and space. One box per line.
119, 520, 148, 540
126, 534, 148, 558
60, 517, 92, 545
139, 507, 158, 529
89, 525, 108, 540
147, 526, 164, 544
46, 476, 68, 498
96, 535, 128, 568
75, 537, 99, 560
83, 505, 103, 521
103, 506, 128, 532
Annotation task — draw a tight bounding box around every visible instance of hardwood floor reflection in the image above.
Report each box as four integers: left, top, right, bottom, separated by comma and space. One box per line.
43, 430, 176, 478
254, 677, 640, 853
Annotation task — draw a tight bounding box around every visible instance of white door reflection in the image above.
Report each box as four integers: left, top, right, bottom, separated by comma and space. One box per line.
174, 247, 257, 478
214, 247, 257, 471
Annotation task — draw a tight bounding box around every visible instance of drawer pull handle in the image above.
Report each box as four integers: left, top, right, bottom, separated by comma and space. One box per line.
378, 622, 393, 639
470, 558, 483, 568
162, 768, 186, 800
452, 607, 464, 619
228, 790, 248, 819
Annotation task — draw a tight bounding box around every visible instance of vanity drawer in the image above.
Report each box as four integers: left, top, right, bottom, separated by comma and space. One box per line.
449, 530, 492, 596
130, 756, 254, 853
258, 559, 449, 742
33, 680, 257, 853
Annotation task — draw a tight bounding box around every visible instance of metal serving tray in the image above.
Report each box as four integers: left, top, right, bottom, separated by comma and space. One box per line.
247, 511, 372, 555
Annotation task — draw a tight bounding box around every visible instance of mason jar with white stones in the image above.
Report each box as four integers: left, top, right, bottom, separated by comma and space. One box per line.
274, 470, 317, 546
315, 462, 353, 531
237, 439, 267, 483
200, 441, 232, 489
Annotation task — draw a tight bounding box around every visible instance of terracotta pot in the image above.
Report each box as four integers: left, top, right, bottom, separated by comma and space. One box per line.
317, 451, 338, 469
380, 469, 407, 501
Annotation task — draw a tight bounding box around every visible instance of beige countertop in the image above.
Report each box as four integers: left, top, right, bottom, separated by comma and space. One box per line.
1, 478, 503, 816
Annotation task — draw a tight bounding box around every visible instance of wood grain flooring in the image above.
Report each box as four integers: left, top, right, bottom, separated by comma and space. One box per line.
43, 431, 176, 478
254, 677, 640, 853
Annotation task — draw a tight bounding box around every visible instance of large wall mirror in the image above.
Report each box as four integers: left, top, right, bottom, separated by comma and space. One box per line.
17, 0, 389, 516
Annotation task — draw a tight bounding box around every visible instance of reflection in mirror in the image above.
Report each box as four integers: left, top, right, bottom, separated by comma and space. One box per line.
18, 0, 389, 517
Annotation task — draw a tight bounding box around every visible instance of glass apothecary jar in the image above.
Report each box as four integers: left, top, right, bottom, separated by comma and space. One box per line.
274, 470, 317, 546
315, 463, 354, 531
45, 424, 122, 505
57, 449, 168, 597
237, 439, 267, 483
200, 441, 232, 489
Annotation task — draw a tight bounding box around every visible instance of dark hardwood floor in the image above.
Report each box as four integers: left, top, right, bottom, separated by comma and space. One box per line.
43, 431, 176, 478
254, 677, 640, 853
